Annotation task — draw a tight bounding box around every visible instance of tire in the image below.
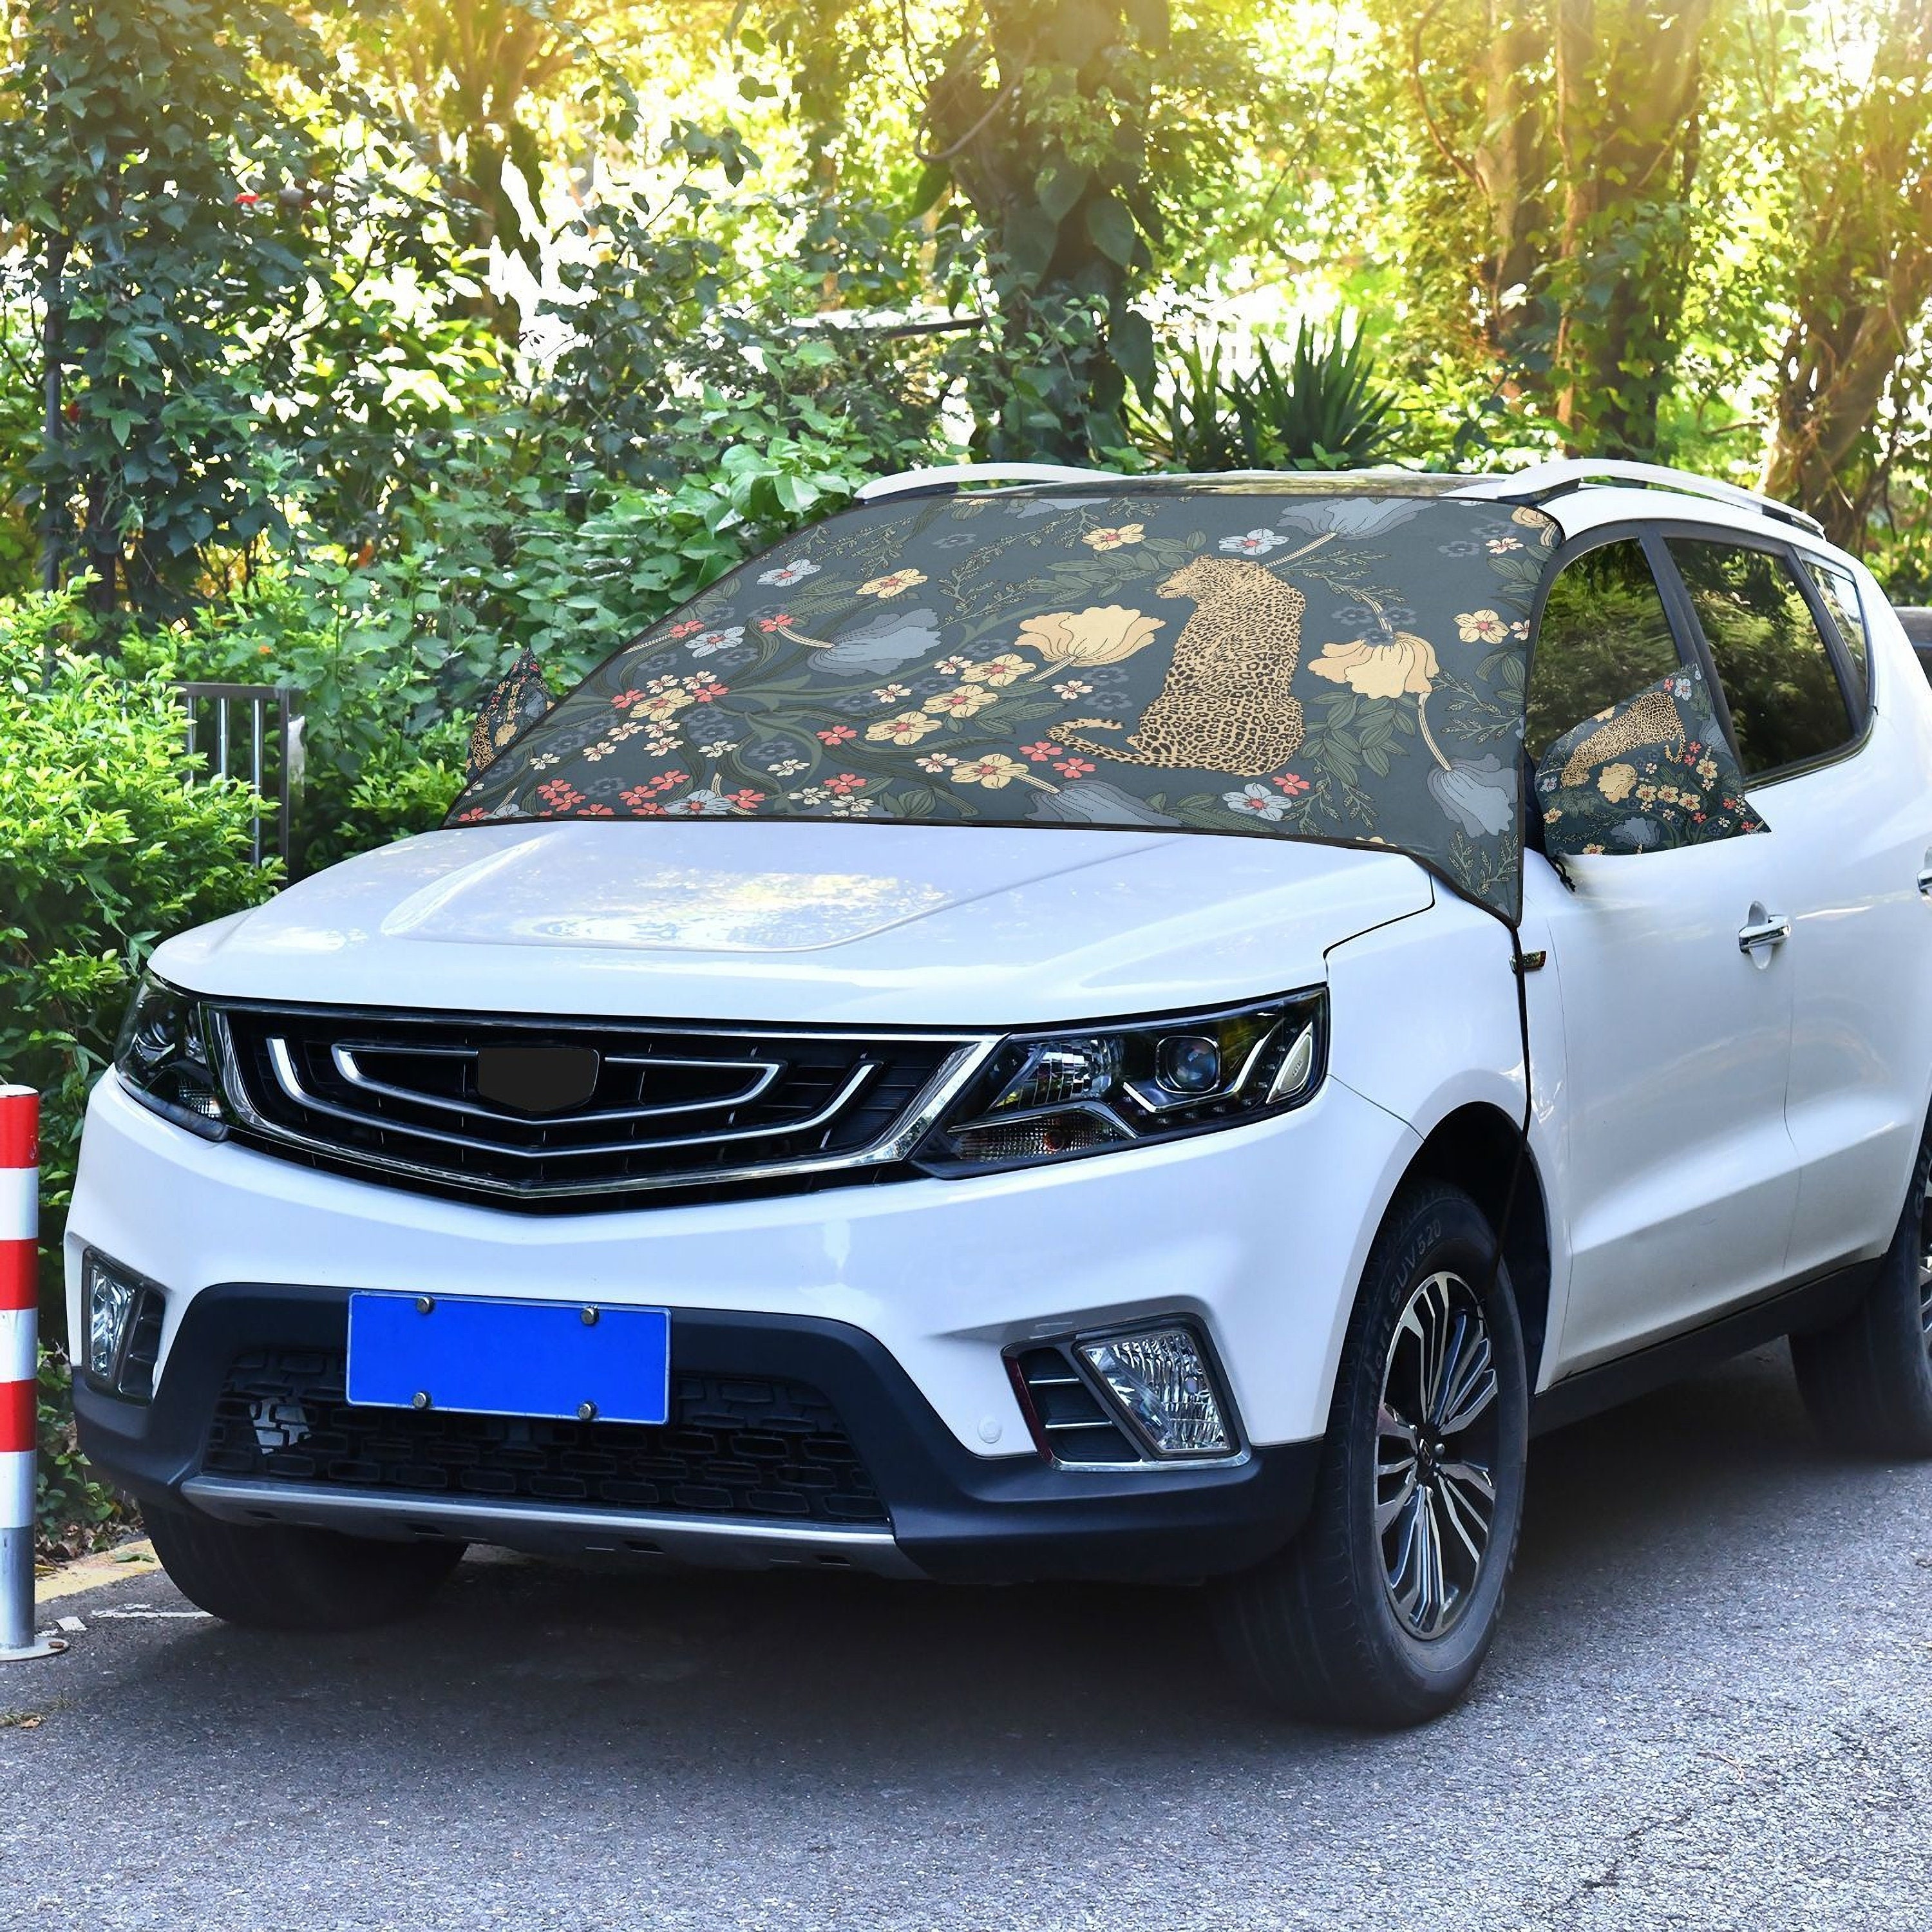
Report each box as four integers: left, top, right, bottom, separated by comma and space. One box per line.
145, 1498, 465, 1631
1790, 1125, 1932, 1458
1213, 1181, 1530, 1727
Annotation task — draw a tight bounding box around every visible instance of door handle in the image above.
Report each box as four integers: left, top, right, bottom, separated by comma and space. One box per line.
1917, 866, 1932, 900
1738, 913, 1791, 955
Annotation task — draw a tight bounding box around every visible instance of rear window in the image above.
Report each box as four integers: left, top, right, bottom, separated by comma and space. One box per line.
1667, 540, 1853, 777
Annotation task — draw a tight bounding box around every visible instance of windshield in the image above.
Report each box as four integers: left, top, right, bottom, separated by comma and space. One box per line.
446, 486, 1558, 919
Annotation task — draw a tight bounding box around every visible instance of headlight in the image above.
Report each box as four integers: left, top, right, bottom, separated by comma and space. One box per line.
113, 972, 229, 1139
913, 989, 1325, 1174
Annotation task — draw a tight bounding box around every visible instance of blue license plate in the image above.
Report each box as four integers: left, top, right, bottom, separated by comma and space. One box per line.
346, 1293, 670, 1425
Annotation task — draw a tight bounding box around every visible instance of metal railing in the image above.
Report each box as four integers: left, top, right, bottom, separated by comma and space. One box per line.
174, 682, 305, 871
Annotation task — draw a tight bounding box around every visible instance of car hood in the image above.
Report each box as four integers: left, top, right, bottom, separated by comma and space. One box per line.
154, 821, 1435, 1027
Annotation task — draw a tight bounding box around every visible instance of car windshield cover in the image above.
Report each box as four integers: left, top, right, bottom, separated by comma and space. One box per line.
447, 486, 1559, 920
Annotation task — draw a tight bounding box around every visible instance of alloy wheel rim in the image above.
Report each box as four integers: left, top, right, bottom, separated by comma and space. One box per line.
1375, 1270, 1501, 1642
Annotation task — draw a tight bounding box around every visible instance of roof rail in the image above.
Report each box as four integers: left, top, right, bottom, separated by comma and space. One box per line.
1457, 457, 1824, 538
854, 462, 1119, 503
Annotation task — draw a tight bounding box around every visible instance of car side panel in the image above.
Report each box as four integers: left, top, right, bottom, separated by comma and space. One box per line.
1322, 898, 1575, 1392
1777, 583, 1932, 1274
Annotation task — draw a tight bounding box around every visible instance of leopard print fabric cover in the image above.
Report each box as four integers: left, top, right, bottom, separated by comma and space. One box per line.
1535, 667, 1768, 857
446, 488, 1559, 918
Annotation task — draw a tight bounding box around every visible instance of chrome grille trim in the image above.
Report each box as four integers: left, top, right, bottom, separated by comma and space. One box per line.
329, 1042, 788, 1125
271, 1037, 882, 1160
207, 1004, 999, 1204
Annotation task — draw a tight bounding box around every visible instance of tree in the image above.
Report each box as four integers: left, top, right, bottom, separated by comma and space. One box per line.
1758, 1, 1932, 545
0, 0, 334, 613
1394, 0, 1721, 456
759, 0, 1273, 462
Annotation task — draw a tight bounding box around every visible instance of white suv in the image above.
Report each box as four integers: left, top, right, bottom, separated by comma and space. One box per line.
69, 459, 1932, 1726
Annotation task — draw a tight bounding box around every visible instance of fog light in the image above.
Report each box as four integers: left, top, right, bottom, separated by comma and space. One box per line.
82, 1251, 162, 1399
1077, 1327, 1233, 1457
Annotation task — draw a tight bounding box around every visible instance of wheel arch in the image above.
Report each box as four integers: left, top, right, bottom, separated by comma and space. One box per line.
1403, 1103, 1553, 1392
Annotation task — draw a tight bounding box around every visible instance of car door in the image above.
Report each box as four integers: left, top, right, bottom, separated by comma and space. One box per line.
1665, 536, 1932, 1278
1525, 532, 1802, 1375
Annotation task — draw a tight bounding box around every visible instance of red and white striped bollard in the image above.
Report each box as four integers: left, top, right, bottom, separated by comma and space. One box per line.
1, 1087, 61, 1660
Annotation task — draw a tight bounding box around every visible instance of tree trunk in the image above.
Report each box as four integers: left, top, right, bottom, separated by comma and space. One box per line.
1759, 1, 1932, 547
1551, 0, 1714, 457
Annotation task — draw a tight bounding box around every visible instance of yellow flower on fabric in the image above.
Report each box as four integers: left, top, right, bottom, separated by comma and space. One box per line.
960, 653, 1032, 687
952, 753, 1032, 789
922, 684, 998, 717
1015, 605, 1166, 673
1307, 632, 1439, 699
1455, 609, 1509, 643
1083, 523, 1145, 551
637, 688, 696, 722
858, 568, 929, 598
866, 710, 940, 745
1596, 762, 1638, 803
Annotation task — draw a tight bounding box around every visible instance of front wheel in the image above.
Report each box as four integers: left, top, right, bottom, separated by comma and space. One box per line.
1790, 1126, 1932, 1459
146, 1498, 465, 1630
1213, 1181, 1530, 1727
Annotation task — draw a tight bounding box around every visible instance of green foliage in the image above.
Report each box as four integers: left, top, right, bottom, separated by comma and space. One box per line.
1138, 321, 1404, 471
0, 583, 277, 1235
0, 0, 330, 611
0, 0, 491, 615
37, 1345, 129, 1559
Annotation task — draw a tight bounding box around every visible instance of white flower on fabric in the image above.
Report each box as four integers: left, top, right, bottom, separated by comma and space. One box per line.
1218, 528, 1286, 557
1224, 783, 1289, 820
665, 787, 739, 816
757, 558, 821, 587
686, 626, 746, 657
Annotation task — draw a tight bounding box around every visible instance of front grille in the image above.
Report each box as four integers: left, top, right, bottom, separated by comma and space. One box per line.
204, 1347, 889, 1528
212, 1004, 985, 1207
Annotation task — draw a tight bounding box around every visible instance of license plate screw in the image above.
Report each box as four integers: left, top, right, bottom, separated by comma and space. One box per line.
412, 1390, 432, 1410
577, 1400, 598, 1422
415, 1296, 435, 1315
581, 1306, 598, 1326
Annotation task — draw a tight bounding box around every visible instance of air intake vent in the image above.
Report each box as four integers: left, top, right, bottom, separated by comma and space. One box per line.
204, 1349, 889, 1528
1010, 1346, 1141, 1464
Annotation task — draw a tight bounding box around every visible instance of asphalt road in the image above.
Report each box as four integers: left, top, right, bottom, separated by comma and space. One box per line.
6, 1342, 1931, 1932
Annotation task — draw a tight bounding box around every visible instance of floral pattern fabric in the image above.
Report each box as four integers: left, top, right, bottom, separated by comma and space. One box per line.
1533, 667, 1769, 857
466, 648, 553, 779
448, 488, 1560, 918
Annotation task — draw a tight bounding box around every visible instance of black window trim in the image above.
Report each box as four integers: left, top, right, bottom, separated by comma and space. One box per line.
1647, 521, 1873, 791
1789, 547, 1878, 717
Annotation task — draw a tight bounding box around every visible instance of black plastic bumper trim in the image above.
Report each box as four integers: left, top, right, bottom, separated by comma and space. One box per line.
75, 1283, 1320, 1584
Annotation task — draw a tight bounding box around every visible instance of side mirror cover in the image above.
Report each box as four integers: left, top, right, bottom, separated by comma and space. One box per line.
468, 650, 553, 779
1533, 670, 1768, 860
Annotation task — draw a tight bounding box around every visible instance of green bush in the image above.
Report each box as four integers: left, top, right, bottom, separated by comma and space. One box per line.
0, 585, 278, 1270
37, 1344, 125, 1558
119, 408, 891, 874
1137, 319, 1405, 473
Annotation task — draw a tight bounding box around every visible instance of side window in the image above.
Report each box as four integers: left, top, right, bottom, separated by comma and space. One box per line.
1525, 538, 1684, 763
1801, 558, 1870, 711
1667, 540, 1853, 777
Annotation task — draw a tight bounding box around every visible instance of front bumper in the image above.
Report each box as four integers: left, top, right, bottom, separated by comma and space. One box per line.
70, 1065, 1417, 1583
75, 1284, 1321, 1584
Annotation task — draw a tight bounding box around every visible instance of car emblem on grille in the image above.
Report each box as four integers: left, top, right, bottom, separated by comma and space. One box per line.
474, 1043, 603, 1115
